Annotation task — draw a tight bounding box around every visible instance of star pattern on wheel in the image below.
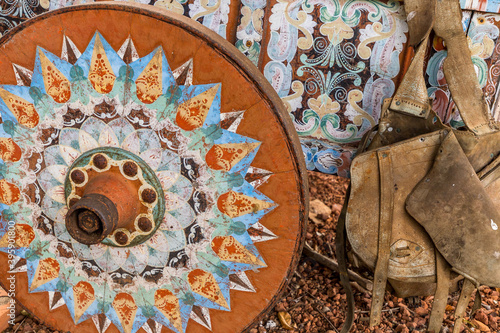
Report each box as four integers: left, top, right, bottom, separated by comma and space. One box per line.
0, 32, 278, 333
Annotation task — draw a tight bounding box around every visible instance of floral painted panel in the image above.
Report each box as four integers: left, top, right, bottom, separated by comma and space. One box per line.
425, 11, 500, 126
0, 0, 91, 34
235, 0, 267, 66
152, 0, 232, 38
262, 0, 409, 176
461, 0, 500, 13
0, 32, 279, 333
0, 0, 233, 38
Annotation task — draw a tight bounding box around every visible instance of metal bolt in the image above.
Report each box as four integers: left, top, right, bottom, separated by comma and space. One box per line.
71, 170, 85, 184
141, 188, 157, 204
123, 161, 138, 177
115, 231, 128, 245
138, 217, 153, 232
77, 210, 101, 233
93, 154, 107, 169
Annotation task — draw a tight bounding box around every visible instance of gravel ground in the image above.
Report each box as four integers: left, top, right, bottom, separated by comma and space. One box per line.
249, 171, 500, 333
2, 171, 499, 333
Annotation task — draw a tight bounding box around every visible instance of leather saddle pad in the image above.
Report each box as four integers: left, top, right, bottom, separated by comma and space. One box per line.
406, 131, 500, 287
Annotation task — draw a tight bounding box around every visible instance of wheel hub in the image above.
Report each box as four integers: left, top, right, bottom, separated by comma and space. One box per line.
65, 148, 164, 247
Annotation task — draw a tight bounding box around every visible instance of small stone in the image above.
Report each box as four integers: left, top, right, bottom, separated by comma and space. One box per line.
275, 303, 286, 312
395, 324, 407, 333
416, 317, 427, 327
408, 322, 417, 329
475, 311, 489, 326
331, 203, 343, 213
265, 320, 277, 329
489, 315, 498, 330
415, 307, 429, 317
309, 199, 332, 220
472, 319, 490, 332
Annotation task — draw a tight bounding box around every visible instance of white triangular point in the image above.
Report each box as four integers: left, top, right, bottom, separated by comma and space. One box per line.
245, 166, 273, 189
12, 64, 33, 87
7, 255, 26, 273
117, 36, 139, 63
172, 59, 193, 86
248, 222, 278, 243
48, 291, 66, 311
61, 35, 82, 63
190, 306, 212, 331
142, 319, 162, 333
92, 313, 112, 333
229, 272, 256, 293
220, 110, 245, 133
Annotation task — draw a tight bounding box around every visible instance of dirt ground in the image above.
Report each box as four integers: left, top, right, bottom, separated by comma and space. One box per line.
248, 172, 500, 333
1, 171, 499, 333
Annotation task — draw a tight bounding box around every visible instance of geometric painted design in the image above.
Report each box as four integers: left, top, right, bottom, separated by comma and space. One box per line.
0, 0, 232, 40
0, 32, 277, 333
48, 291, 66, 311
264, 0, 409, 176
190, 305, 212, 331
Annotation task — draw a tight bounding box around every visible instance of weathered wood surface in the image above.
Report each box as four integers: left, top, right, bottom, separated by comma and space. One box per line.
0, 4, 308, 332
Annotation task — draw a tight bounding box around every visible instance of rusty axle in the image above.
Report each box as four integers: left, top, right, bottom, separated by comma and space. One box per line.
66, 193, 118, 245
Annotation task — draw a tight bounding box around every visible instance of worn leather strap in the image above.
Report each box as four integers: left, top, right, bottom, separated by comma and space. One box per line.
478, 153, 500, 187
358, 125, 379, 153
389, 35, 431, 119
369, 148, 394, 327
427, 250, 450, 333
452, 279, 476, 333
335, 186, 355, 333
404, 0, 435, 46
434, 0, 497, 135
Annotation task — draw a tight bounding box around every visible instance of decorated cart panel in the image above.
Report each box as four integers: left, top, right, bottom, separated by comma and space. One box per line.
2, 0, 500, 177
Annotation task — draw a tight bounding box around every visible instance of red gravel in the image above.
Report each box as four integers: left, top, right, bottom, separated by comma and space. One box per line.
250, 171, 500, 333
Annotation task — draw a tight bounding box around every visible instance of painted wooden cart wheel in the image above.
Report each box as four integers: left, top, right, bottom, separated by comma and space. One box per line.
0, 4, 308, 333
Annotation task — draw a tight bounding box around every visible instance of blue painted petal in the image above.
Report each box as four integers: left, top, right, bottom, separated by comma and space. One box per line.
75, 32, 125, 79
128, 46, 175, 92
0, 85, 35, 126
32, 48, 73, 95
